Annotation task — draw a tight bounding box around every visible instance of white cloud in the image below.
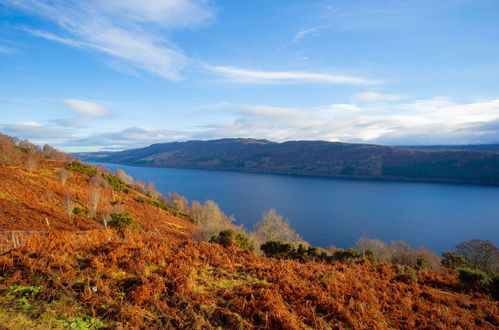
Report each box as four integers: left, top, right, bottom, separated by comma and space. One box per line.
2, 121, 71, 139
205, 65, 381, 85
196, 98, 499, 145
68, 126, 190, 151
351, 91, 408, 103
60, 99, 111, 118
6, 0, 213, 80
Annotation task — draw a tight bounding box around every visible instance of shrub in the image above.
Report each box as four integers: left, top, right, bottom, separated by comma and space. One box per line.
416, 257, 428, 270
441, 251, 467, 270
108, 212, 139, 230
396, 266, 418, 283
363, 249, 377, 262
102, 174, 128, 192
332, 248, 362, 262
458, 267, 491, 289
66, 161, 98, 177
210, 229, 255, 250
260, 241, 295, 259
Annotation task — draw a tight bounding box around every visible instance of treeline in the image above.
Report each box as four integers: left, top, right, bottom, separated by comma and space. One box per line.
0, 133, 76, 167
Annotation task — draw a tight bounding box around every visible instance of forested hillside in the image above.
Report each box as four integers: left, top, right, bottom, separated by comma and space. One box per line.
79, 138, 499, 185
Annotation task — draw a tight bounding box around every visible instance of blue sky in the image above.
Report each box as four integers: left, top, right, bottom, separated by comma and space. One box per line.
1, 0, 499, 151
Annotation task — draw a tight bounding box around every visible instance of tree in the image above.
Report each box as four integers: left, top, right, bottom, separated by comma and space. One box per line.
191, 200, 236, 241
88, 184, 100, 217
57, 168, 68, 185
115, 168, 133, 184
456, 239, 498, 273
253, 209, 303, 244
441, 251, 467, 270
64, 194, 76, 224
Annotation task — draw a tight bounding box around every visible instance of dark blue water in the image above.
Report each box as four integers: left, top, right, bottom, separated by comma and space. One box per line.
94, 163, 499, 253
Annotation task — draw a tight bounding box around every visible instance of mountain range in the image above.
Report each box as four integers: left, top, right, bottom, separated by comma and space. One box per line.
77, 139, 499, 185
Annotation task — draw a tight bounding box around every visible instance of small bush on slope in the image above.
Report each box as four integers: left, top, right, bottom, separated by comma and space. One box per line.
210, 229, 255, 250
108, 212, 140, 230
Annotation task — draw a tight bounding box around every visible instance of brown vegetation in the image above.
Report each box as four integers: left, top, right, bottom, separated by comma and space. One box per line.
0, 133, 497, 328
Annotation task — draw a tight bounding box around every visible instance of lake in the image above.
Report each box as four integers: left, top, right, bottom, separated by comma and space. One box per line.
94, 163, 499, 253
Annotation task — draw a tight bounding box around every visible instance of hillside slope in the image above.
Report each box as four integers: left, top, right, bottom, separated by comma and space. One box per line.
0, 134, 497, 328
78, 138, 499, 185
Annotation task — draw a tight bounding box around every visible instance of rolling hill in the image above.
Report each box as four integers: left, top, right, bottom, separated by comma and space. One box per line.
79, 138, 499, 185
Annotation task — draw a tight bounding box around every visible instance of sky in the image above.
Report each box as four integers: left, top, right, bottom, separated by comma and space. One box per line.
1, 0, 499, 152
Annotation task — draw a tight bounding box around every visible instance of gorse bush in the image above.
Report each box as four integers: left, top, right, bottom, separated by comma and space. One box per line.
260, 241, 296, 259
332, 248, 362, 262
66, 161, 98, 177
458, 267, 491, 289
108, 212, 139, 230
395, 266, 418, 283
210, 229, 255, 250
416, 257, 428, 270
441, 251, 467, 270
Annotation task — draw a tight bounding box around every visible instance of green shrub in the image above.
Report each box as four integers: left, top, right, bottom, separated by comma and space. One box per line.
108, 212, 139, 230
210, 229, 255, 250
66, 161, 98, 177
15, 145, 30, 154
261, 241, 295, 259
458, 267, 491, 289
102, 174, 128, 192
363, 249, 377, 262
416, 257, 428, 270
441, 251, 467, 270
395, 266, 418, 283
332, 248, 362, 262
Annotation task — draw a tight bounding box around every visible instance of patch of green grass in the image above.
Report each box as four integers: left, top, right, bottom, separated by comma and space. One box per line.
66, 162, 98, 177
134, 196, 192, 222
194, 266, 270, 294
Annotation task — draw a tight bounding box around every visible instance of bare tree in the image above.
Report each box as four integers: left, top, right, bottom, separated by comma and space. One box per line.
253, 209, 303, 244
64, 194, 76, 224
115, 168, 133, 184
191, 200, 237, 241
25, 157, 38, 173
57, 168, 68, 185
167, 192, 189, 213
456, 239, 499, 273
145, 181, 158, 199
88, 184, 100, 217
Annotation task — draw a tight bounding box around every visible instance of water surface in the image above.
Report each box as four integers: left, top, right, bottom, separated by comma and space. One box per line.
94, 163, 499, 252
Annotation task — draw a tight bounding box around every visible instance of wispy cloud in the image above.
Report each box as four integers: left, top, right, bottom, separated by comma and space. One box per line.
60, 99, 111, 118
351, 91, 409, 103
0, 45, 15, 54
204, 65, 381, 85
292, 25, 329, 43
5, 0, 214, 80
2, 121, 71, 140
68, 126, 190, 151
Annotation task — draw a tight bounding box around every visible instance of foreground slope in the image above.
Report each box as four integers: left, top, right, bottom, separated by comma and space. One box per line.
0, 231, 497, 329
79, 138, 499, 185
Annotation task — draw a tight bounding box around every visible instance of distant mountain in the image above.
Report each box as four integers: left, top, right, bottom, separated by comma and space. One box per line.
77, 138, 499, 185
403, 144, 499, 152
